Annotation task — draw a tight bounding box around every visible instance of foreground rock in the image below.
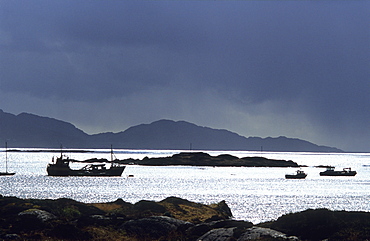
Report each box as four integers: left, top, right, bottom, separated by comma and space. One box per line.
0, 195, 369, 240
261, 208, 370, 241
18, 208, 57, 222
122, 216, 193, 239
237, 227, 299, 240
197, 226, 299, 241
120, 152, 300, 167
0, 195, 241, 240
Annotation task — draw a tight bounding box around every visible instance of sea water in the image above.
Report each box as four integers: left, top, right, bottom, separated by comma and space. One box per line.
0, 149, 369, 224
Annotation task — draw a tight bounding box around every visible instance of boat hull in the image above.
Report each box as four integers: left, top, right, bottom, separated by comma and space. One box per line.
0, 172, 15, 176
285, 174, 307, 179
319, 171, 357, 176
285, 170, 307, 179
47, 164, 125, 177
69, 166, 125, 176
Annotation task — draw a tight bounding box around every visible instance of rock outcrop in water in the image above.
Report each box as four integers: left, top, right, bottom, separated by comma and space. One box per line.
0, 195, 369, 240
120, 152, 300, 167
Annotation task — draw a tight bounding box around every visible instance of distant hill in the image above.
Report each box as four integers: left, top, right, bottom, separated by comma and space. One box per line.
92, 120, 342, 152
0, 109, 343, 152
0, 109, 90, 148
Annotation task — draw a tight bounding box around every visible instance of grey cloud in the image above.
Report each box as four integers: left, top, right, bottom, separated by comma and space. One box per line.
0, 0, 369, 151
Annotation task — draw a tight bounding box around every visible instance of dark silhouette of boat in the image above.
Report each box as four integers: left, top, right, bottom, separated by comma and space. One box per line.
285, 170, 307, 179
0, 142, 15, 176
47, 146, 125, 176
319, 167, 357, 176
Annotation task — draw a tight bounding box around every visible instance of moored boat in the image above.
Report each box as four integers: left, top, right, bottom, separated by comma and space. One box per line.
319, 167, 356, 176
0, 142, 15, 176
0, 172, 15, 176
47, 147, 125, 176
285, 170, 307, 179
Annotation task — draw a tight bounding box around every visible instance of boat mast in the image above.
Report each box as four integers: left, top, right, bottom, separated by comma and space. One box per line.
5, 142, 8, 173
60, 144, 63, 159
110, 144, 113, 162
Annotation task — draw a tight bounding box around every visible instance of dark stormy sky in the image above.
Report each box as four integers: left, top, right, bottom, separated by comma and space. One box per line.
0, 1, 369, 152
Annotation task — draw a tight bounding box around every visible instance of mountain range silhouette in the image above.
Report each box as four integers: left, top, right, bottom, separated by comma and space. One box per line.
0, 109, 342, 152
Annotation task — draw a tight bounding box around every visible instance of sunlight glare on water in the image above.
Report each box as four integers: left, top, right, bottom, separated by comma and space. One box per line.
0, 149, 369, 224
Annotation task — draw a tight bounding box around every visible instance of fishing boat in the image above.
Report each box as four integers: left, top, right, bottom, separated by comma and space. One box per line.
47, 146, 125, 176
0, 142, 15, 176
285, 170, 307, 179
319, 167, 357, 176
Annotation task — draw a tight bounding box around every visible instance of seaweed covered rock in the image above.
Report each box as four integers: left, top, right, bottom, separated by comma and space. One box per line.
197, 226, 299, 241
238, 227, 299, 240
1, 195, 369, 241
15, 209, 57, 231
187, 219, 253, 240
133, 200, 167, 214
122, 216, 193, 239
197, 227, 236, 241
18, 209, 56, 222
47, 223, 92, 240
89, 196, 232, 222
159, 196, 232, 223
212, 200, 233, 218
262, 208, 370, 240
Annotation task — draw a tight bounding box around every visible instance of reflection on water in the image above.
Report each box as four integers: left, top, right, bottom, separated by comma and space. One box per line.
0, 150, 369, 224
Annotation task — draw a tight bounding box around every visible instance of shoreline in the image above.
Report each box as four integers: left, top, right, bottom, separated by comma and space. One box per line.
0, 194, 369, 240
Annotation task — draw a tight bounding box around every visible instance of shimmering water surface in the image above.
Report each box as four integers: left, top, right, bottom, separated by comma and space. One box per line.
0, 149, 369, 224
